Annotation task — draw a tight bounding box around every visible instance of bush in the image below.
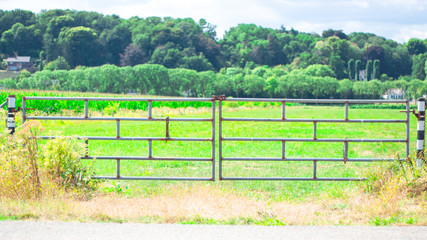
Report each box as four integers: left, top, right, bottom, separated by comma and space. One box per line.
44, 56, 71, 71
0, 122, 98, 200
363, 156, 427, 197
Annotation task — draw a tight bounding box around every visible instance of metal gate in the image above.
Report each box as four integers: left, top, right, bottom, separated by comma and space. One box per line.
218, 98, 410, 181
11, 96, 412, 181
22, 96, 216, 181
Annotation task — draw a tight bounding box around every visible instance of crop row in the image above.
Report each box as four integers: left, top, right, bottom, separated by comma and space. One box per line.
1, 90, 413, 114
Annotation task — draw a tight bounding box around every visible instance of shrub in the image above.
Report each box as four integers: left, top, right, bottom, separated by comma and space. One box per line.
41, 137, 97, 192
0, 122, 98, 200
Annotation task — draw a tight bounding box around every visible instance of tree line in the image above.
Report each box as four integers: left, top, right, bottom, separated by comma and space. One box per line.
1, 9, 427, 81
2, 64, 426, 100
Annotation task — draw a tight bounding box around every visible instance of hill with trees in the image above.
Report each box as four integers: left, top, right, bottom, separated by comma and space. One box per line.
1, 9, 427, 99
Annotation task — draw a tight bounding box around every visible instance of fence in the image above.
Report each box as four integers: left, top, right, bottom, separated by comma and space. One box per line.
22, 96, 216, 181
2, 96, 421, 181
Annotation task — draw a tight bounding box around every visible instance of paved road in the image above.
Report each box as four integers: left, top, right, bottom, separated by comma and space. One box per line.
1, 221, 426, 240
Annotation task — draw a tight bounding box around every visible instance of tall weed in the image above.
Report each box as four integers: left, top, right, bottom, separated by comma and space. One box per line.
0, 122, 98, 200
362, 156, 427, 217
363, 157, 427, 197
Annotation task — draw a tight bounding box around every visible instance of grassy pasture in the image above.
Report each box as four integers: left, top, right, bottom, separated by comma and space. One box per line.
27, 103, 416, 201
1, 96, 425, 225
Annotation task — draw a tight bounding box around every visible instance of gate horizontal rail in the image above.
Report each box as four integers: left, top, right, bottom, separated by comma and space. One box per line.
23, 96, 216, 181
218, 98, 410, 181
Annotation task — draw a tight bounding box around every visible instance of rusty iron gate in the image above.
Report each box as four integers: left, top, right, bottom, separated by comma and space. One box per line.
217, 98, 410, 181
22, 96, 216, 181
15, 96, 412, 181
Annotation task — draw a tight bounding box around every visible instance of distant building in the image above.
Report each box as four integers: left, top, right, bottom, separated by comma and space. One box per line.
6, 56, 33, 72
358, 70, 367, 81
382, 89, 406, 99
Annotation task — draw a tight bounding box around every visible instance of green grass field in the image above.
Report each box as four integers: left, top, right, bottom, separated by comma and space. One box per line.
25, 103, 417, 201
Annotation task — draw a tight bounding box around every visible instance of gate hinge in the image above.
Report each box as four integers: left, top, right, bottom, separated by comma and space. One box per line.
212, 95, 226, 101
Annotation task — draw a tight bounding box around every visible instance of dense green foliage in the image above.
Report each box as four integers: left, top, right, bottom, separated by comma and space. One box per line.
2, 64, 427, 100
0, 9, 425, 79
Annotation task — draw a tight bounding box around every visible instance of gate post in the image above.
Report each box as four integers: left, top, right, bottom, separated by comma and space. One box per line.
7, 95, 16, 135
416, 98, 426, 168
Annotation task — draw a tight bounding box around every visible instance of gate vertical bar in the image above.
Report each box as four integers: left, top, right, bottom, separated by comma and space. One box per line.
116, 118, 121, 178
22, 97, 26, 124
343, 141, 348, 164
116, 119, 120, 138
406, 100, 410, 158
148, 100, 152, 119
417, 98, 425, 168
344, 102, 349, 121
313, 160, 317, 179
84, 100, 89, 118
281, 101, 286, 120
85, 139, 89, 158
117, 158, 121, 178
211, 100, 216, 181
281, 140, 286, 159
313, 122, 317, 140
148, 139, 152, 158
219, 99, 223, 180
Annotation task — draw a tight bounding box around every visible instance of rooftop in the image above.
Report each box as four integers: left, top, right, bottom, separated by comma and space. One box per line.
6, 56, 31, 63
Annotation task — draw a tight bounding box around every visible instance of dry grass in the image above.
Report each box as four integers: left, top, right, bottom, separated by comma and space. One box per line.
1, 183, 425, 225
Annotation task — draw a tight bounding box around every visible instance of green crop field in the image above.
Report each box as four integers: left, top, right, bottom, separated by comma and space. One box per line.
22, 103, 417, 201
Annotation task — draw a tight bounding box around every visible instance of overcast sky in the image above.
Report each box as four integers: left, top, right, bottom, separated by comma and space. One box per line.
1, 0, 426, 43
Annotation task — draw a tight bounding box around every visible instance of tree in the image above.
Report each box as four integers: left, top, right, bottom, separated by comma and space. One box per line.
168, 68, 199, 97
267, 34, 286, 66
0, 23, 42, 56
322, 29, 335, 38
406, 38, 427, 55
44, 56, 70, 70
412, 53, 427, 80
243, 74, 265, 97
58, 26, 103, 67
277, 75, 291, 98
43, 15, 76, 61
363, 45, 385, 75
101, 24, 132, 65
348, 59, 354, 80
373, 59, 380, 79
338, 79, 353, 98
408, 79, 424, 100
198, 70, 215, 97
355, 60, 361, 81
264, 76, 278, 98
0, 9, 36, 34
329, 54, 346, 79
140, 64, 171, 95
305, 64, 336, 77
180, 53, 214, 72
366, 60, 373, 81
120, 44, 146, 67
